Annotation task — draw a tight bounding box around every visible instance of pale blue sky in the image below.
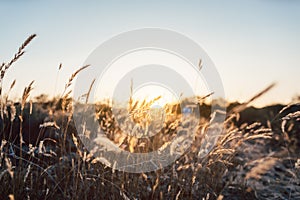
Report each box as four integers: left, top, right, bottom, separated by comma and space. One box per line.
0, 0, 299, 106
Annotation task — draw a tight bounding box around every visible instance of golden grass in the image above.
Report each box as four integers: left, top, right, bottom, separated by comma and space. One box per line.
0, 34, 299, 200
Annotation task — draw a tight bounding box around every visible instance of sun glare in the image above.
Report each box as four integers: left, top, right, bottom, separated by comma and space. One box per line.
131, 83, 179, 107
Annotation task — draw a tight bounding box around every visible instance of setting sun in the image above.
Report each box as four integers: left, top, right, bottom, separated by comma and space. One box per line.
131, 83, 179, 107
0, 1, 299, 199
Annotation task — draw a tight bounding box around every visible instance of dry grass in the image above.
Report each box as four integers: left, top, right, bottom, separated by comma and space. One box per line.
0, 35, 299, 200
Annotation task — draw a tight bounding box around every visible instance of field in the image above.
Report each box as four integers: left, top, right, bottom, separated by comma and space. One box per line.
0, 36, 299, 200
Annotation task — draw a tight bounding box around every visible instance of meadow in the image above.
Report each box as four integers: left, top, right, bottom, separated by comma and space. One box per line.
0, 35, 299, 200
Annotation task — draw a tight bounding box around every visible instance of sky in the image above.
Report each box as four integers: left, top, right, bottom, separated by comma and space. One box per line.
0, 0, 299, 107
